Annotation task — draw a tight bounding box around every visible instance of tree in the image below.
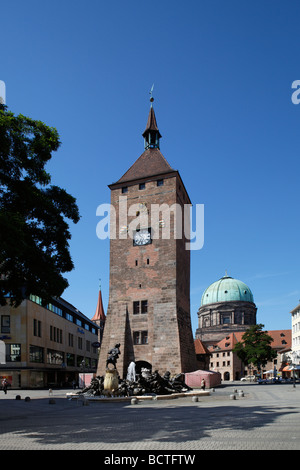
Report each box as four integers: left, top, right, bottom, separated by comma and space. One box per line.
233, 324, 277, 374
0, 103, 80, 306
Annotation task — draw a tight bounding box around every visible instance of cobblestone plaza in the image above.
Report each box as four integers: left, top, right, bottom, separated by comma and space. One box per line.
0, 382, 299, 451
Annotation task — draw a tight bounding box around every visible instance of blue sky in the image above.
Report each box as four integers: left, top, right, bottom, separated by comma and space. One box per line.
1, 0, 300, 334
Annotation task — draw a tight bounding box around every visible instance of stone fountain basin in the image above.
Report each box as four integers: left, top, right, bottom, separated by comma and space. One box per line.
66, 390, 210, 402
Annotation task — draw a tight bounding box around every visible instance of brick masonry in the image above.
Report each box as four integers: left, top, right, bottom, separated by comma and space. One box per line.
97, 154, 198, 378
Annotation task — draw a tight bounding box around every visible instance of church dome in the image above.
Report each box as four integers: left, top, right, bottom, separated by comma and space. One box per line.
201, 275, 254, 306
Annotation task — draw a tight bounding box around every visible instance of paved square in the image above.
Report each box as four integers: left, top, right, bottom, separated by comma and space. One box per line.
0, 382, 299, 451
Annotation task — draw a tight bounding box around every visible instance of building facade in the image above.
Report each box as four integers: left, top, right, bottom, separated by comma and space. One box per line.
0, 295, 99, 388
290, 303, 300, 363
196, 274, 257, 345
97, 101, 197, 378
199, 329, 291, 381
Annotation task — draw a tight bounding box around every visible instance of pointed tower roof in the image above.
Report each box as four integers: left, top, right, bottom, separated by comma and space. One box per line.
142, 106, 162, 139
91, 288, 106, 322
115, 147, 175, 184
111, 100, 176, 186
108, 93, 191, 204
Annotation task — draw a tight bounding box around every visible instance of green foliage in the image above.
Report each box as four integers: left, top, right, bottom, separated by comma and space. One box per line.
233, 324, 277, 370
0, 104, 80, 306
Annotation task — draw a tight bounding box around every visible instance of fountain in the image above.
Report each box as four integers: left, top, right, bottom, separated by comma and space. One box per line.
126, 361, 136, 382
69, 344, 208, 402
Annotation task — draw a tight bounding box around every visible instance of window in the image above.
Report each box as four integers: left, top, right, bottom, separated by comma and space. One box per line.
139, 183, 145, 190
133, 301, 140, 315
66, 312, 73, 322
6, 344, 21, 362
133, 331, 148, 345
1, 315, 10, 333
77, 355, 84, 367
50, 326, 62, 343
122, 186, 128, 194
67, 353, 75, 366
30, 294, 42, 305
47, 349, 64, 365
68, 333, 74, 347
29, 345, 44, 363
78, 337, 83, 349
47, 303, 63, 316
33, 319, 41, 337
141, 300, 148, 314
141, 331, 148, 344
157, 179, 164, 186
133, 300, 148, 314
76, 318, 82, 327
86, 340, 90, 352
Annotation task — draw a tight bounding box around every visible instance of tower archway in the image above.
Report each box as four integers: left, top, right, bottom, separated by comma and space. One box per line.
135, 361, 152, 375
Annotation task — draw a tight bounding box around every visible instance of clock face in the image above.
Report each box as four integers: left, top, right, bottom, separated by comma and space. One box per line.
133, 228, 151, 246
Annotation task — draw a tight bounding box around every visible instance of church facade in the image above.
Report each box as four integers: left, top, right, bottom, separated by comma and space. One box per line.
97, 100, 197, 378
195, 274, 257, 346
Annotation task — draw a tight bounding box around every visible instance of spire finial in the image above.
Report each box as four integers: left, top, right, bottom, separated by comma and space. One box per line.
149, 84, 154, 107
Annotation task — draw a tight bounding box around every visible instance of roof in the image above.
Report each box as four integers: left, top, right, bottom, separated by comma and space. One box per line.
265, 329, 291, 350
91, 289, 106, 322
194, 338, 211, 355
207, 332, 246, 352
114, 148, 175, 184
201, 275, 254, 306
206, 329, 291, 352
142, 106, 162, 138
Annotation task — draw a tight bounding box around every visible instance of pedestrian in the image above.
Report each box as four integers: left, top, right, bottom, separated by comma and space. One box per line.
201, 378, 206, 390
72, 379, 76, 390
2, 378, 8, 394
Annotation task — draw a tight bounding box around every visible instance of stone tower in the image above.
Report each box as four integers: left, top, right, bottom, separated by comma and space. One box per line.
97, 99, 197, 378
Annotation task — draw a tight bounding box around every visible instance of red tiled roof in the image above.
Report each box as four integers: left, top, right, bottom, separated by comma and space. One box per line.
265, 329, 291, 349
194, 338, 211, 355
115, 148, 175, 184
204, 329, 291, 351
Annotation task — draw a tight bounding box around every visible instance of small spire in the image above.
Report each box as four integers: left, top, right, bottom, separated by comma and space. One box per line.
91, 282, 106, 322
142, 86, 162, 150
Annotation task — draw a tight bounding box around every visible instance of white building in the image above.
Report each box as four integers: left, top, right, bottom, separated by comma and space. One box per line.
290, 303, 300, 364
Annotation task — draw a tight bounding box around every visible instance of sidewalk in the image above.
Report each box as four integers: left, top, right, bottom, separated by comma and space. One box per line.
0, 382, 299, 450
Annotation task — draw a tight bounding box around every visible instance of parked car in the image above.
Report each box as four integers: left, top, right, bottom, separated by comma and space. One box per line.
241, 375, 256, 382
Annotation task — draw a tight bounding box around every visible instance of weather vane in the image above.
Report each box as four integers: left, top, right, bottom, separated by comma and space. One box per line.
149, 84, 154, 106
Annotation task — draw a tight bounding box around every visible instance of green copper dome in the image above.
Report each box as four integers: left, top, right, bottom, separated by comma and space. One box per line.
201, 275, 254, 306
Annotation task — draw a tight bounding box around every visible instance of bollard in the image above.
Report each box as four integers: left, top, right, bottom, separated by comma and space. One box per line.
24, 396, 31, 402
49, 389, 53, 396
238, 391, 244, 397
230, 394, 236, 400
192, 396, 198, 403
131, 398, 138, 405
15, 395, 21, 400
